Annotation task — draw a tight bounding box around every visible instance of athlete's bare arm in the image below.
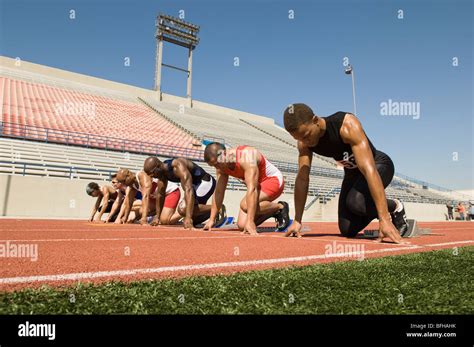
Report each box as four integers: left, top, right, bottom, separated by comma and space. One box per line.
139, 172, 152, 225
285, 141, 313, 237
121, 186, 136, 224
152, 178, 167, 226
89, 194, 102, 222
95, 186, 111, 222
106, 190, 123, 223
171, 158, 195, 229
203, 168, 228, 231
238, 147, 260, 235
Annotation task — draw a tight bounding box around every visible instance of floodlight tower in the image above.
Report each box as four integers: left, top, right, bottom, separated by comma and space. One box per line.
344, 64, 357, 116
154, 14, 200, 106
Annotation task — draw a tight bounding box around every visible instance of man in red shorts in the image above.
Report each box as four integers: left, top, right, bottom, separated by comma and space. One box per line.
116, 168, 181, 225
203, 143, 290, 235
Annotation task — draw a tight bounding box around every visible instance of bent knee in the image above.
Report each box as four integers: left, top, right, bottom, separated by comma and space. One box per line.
338, 221, 360, 238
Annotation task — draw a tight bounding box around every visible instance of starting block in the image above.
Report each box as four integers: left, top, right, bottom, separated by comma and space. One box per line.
363, 219, 432, 239
212, 217, 293, 233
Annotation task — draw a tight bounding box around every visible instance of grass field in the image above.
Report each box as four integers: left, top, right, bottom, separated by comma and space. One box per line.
1, 247, 473, 315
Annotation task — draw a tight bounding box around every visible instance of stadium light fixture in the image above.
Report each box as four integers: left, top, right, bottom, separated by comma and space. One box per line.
344, 64, 357, 115
154, 14, 200, 106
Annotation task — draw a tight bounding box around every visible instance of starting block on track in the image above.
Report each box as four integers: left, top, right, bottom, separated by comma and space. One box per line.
363, 219, 432, 239
208, 217, 293, 233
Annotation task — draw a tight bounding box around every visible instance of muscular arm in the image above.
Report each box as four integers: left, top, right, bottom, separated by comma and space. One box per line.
96, 187, 110, 221
122, 186, 136, 223
89, 195, 102, 222
293, 141, 313, 223
341, 114, 390, 222
239, 148, 259, 225
139, 173, 152, 224
154, 178, 167, 223
115, 192, 127, 223
172, 159, 194, 221
207, 169, 228, 225
107, 190, 123, 222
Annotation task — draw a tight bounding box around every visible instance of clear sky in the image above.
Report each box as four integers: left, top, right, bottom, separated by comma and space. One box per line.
1, 0, 472, 189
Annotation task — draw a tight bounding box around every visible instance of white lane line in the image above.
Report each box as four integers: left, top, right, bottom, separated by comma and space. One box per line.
259, 234, 411, 246
0, 235, 247, 243
425, 240, 474, 247
1, 240, 472, 285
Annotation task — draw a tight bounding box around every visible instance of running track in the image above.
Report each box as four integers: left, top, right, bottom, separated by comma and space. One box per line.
0, 220, 473, 291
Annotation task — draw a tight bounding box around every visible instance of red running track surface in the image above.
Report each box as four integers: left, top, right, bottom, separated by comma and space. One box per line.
0, 219, 473, 291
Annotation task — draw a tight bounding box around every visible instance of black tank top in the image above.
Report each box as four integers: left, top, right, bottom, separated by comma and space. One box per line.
309, 112, 379, 171
163, 159, 209, 184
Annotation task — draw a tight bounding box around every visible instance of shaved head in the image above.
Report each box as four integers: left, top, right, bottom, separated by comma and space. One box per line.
144, 156, 162, 175
283, 103, 316, 133
204, 142, 226, 164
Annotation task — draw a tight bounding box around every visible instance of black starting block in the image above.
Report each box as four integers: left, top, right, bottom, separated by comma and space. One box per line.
199, 216, 293, 233
363, 219, 432, 239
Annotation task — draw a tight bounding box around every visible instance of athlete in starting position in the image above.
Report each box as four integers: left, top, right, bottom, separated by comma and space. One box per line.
283, 103, 409, 244
86, 181, 120, 223
203, 143, 290, 235
116, 168, 181, 225
143, 156, 226, 229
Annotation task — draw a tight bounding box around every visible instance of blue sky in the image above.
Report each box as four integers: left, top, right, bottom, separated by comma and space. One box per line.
0, 0, 472, 189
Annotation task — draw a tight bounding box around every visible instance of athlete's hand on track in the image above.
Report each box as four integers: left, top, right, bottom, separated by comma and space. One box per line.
285, 220, 302, 238
139, 218, 149, 226
150, 217, 160, 226
203, 220, 214, 231
377, 219, 409, 244
183, 217, 194, 230
243, 221, 258, 236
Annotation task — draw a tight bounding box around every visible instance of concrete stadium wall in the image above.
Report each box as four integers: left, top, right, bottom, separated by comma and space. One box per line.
0, 175, 450, 223
0, 174, 295, 221
314, 194, 448, 222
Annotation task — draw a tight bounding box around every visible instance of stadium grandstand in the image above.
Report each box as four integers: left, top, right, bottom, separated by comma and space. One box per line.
0, 55, 467, 221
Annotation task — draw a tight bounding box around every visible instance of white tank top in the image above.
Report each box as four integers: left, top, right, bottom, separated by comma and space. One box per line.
134, 171, 179, 195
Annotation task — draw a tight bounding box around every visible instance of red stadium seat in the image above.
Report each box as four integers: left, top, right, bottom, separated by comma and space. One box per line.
0, 77, 198, 156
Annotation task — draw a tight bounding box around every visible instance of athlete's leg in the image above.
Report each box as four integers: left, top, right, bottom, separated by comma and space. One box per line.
345, 157, 396, 218
237, 187, 285, 229
338, 154, 401, 237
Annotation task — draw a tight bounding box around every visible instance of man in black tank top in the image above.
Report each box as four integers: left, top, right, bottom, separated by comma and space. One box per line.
143, 156, 226, 229
282, 103, 409, 244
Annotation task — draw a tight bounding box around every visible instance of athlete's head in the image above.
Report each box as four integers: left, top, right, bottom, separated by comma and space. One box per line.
86, 182, 100, 197
143, 156, 165, 178
283, 103, 321, 147
110, 174, 122, 190
204, 142, 226, 167
116, 168, 135, 187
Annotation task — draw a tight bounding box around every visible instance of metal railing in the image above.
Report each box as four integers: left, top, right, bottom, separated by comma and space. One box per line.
0, 121, 204, 161
0, 160, 116, 180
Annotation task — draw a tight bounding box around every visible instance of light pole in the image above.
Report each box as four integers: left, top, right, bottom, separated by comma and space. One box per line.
155, 14, 200, 106
345, 64, 357, 116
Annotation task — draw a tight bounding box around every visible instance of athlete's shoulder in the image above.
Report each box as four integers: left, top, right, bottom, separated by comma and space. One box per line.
340, 113, 365, 142
341, 113, 362, 129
